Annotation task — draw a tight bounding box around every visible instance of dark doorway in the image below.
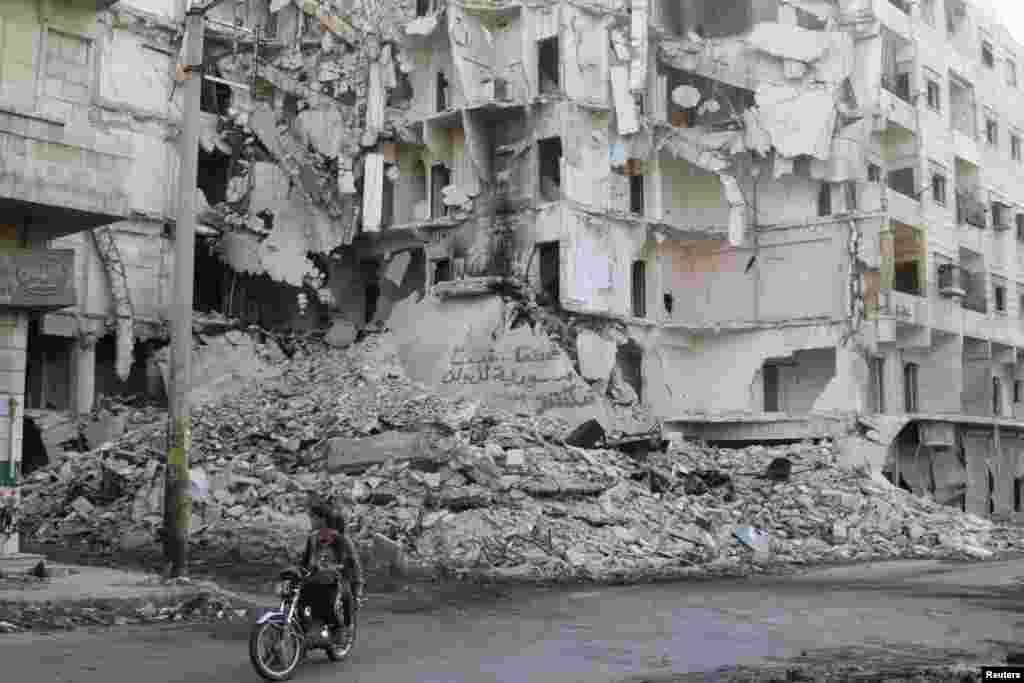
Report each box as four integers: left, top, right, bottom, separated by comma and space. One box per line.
21, 417, 47, 475
629, 174, 645, 215
538, 137, 562, 201
431, 163, 451, 219
763, 363, 780, 412
617, 342, 643, 403
25, 319, 73, 411
537, 241, 560, 306
433, 258, 452, 284
631, 260, 647, 318
362, 259, 380, 324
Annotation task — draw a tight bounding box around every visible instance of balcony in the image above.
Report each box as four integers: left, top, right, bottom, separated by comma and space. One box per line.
0, 106, 131, 237
879, 80, 917, 132
886, 185, 922, 227
956, 192, 986, 228
952, 128, 980, 167
961, 270, 987, 313
931, 296, 963, 334
877, 0, 912, 38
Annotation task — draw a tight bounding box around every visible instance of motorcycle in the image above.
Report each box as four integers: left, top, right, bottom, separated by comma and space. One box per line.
249, 566, 361, 681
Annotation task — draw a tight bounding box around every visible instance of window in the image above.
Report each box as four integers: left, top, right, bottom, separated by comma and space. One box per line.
415, 0, 430, 16
926, 79, 941, 110
903, 362, 919, 413
870, 357, 886, 414
932, 172, 947, 205
992, 201, 1005, 228
381, 163, 395, 228
867, 163, 882, 183
1014, 134, 1023, 161
996, 285, 1007, 312
763, 363, 780, 412
629, 174, 644, 215
537, 242, 560, 305
1015, 380, 1022, 404
432, 258, 452, 284
435, 71, 448, 112
538, 137, 562, 201
817, 183, 832, 216
430, 163, 451, 219
1017, 213, 1024, 241
994, 376, 1003, 415
986, 118, 998, 145
1010, 59, 1019, 87
43, 30, 92, 105
887, 167, 916, 198
538, 37, 560, 94
982, 41, 995, 68
631, 260, 646, 318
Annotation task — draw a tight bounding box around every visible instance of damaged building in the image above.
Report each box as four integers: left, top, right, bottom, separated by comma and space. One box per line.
7, 0, 1024, 566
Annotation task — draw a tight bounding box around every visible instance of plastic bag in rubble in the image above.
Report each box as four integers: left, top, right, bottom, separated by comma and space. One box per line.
190, 468, 210, 501
733, 526, 771, 554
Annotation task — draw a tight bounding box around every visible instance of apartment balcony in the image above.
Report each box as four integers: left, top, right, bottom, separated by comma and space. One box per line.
956, 192, 987, 229
952, 129, 980, 167
876, 289, 928, 343
886, 184, 922, 227
879, 81, 917, 133
0, 105, 131, 237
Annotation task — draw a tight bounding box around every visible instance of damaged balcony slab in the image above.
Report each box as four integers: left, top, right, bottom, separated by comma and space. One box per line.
661, 316, 840, 333
665, 413, 855, 444
0, 107, 132, 232
433, 276, 508, 299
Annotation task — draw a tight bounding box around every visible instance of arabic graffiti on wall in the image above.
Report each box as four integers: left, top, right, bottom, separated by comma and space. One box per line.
439, 330, 596, 413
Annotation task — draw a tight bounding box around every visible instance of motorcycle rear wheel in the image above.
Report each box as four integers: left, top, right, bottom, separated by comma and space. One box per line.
249, 622, 303, 681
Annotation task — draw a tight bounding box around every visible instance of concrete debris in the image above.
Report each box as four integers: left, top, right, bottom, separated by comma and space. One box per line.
671, 85, 702, 109
19, 334, 1024, 584
746, 23, 831, 64
324, 318, 358, 348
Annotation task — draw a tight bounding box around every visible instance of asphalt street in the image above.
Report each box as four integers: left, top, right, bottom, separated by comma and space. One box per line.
4, 558, 1024, 683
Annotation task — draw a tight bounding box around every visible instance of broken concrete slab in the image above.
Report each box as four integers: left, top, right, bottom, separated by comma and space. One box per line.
325, 319, 358, 348
576, 331, 617, 382
325, 432, 425, 474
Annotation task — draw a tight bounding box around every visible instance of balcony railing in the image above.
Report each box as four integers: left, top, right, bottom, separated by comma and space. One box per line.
881, 74, 912, 103
956, 192, 986, 228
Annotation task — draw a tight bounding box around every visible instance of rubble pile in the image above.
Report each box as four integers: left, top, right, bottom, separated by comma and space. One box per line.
18, 333, 1024, 583
0, 592, 248, 633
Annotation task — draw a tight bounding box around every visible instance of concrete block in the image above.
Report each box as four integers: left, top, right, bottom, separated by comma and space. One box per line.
324, 318, 357, 348
576, 330, 616, 381
325, 432, 425, 474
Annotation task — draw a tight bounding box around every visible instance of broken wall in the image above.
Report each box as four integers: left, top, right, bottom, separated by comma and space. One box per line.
562, 212, 648, 316
653, 323, 840, 415
900, 337, 963, 415
659, 240, 756, 324
384, 292, 610, 425
769, 347, 837, 414
656, 158, 730, 228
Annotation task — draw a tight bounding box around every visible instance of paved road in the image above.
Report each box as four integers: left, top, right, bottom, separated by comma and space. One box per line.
5, 559, 1024, 683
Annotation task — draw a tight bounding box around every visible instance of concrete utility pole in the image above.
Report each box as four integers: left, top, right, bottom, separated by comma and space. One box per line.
164, 1, 206, 578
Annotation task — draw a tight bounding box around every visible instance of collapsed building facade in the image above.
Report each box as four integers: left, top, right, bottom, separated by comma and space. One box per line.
6, 0, 1024, 564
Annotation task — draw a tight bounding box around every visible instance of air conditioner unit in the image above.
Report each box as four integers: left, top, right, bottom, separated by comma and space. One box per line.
938, 263, 966, 298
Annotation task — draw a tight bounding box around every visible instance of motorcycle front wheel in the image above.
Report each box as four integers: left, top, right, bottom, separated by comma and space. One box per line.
249, 622, 303, 681
325, 617, 356, 662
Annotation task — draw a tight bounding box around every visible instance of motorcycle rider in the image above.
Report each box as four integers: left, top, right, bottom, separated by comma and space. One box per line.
300, 497, 364, 646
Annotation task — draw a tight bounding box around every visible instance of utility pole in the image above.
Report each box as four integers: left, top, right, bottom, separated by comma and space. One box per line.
165, 0, 256, 577
164, 1, 205, 578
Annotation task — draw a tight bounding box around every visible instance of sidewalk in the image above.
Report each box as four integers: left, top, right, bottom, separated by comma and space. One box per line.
0, 557, 260, 633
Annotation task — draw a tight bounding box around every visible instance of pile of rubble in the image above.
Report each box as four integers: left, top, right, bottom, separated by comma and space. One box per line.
18, 333, 1024, 583
0, 591, 248, 633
